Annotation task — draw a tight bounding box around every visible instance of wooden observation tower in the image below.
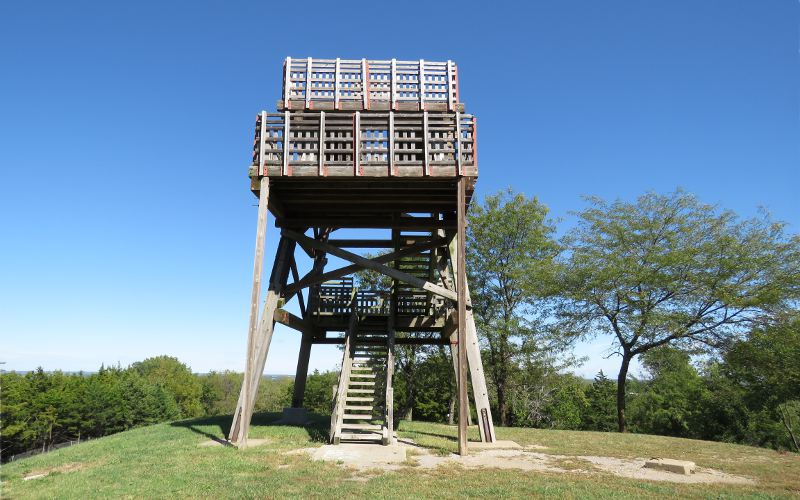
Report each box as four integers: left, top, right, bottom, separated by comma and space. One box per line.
229, 57, 494, 455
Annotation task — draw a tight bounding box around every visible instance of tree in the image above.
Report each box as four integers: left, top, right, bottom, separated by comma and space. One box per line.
555, 190, 800, 432
582, 371, 618, 431
723, 314, 800, 451
467, 188, 560, 426
131, 356, 204, 418
629, 347, 706, 437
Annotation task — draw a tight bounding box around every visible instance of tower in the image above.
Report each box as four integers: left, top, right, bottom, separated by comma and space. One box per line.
229, 57, 494, 455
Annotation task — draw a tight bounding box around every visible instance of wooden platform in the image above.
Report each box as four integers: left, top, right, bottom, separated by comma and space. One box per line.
254, 177, 476, 229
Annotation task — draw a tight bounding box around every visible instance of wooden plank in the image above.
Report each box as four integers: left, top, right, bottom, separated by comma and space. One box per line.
234, 176, 269, 447
284, 230, 457, 302
334, 58, 340, 109
446, 60, 454, 111
423, 111, 429, 176
390, 58, 397, 109
273, 308, 310, 334
418, 59, 425, 109
388, 112, 395, 176
259, 111, 267, 176
457, 176, 468, 456
283, 110, 290, 176
318, 111, 325, 176
305, 56, 312, 109
354, 111, 360, 175
283, 57, 291, 109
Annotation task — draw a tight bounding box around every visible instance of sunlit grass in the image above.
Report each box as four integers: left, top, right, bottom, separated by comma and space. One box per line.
1, 413, 798, 499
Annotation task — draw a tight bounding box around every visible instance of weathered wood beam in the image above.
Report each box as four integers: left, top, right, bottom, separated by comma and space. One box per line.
273, 308, 310, 334
283, 230, 456, 301
283, 237, 446, 296
276, 217, 455, 230
457, 176, 468, 456
312, 337, 448, 345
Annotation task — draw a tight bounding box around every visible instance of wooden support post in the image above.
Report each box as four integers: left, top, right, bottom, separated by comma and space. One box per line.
292, 330, 314, 407
457, 177, 468, 456
259, 111, 267, 176
283, 111, 290, 176
283, 57, 291, 109
361, 58, 369, 109
354, 111, 360, 175
319, 111, 325, 176
423, 111, 430, 176
230, 233, 295, 446
305, 56, 312, 109
390, 58, 397, 110
455, 112, 463, 176
334, 58, 340, 109
446, 60, 454, 111
418, 59, 425, 109
446, 232, 496, 443
388, 112, 395, 176
233, 177, 269, 447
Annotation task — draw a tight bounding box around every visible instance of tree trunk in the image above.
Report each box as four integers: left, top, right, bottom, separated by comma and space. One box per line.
617, 353, 632, 433
497, 382, 508, 426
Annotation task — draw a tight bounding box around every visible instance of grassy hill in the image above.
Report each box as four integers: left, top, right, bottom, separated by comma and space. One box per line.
2, 413, 798, 499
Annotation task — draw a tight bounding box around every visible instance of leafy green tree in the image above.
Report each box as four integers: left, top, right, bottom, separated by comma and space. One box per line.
629, 347, 706, 437
554, 190, 800, 432
131, 356, 204, 418
723, 314, 800, 451
583, 371, 617, 432
301, 370, 338, 415
468, 188, 560, 425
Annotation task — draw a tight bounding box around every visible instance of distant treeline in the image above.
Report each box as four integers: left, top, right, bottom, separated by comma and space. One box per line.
0, 356, 294, 460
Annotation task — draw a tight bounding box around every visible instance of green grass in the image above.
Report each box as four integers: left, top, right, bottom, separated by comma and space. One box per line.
2, 413, 798, 499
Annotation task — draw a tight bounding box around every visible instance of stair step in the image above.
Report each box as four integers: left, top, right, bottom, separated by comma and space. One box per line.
350, 373, 376, 378
345, 396, 375, 401
341, 423, 382, 430
343, 413, 374, 419
346, 389, 374, 394
348, 381, 376, 386
344, 405, 374, 411
339, 432, 382, 441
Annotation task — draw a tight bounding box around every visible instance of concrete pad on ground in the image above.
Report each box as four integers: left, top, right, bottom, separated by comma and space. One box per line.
468, 440, 522, 450
309, 443, 407, 467
644, 458, 696, 475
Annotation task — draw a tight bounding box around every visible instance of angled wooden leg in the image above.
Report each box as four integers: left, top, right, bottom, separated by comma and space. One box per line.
445, 230, 495, 443
230, 177, 269, 448
229, 230, 295, 446
457, 177, 468, 456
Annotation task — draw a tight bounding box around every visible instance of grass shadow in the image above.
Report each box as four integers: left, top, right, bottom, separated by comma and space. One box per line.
170, 411, 330, 444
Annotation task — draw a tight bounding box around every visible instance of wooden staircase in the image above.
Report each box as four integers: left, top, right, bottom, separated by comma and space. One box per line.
330, 305, 395, 445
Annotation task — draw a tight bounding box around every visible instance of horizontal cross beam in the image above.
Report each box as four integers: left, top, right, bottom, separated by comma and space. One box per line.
312, 337, 448, 346
283, 230, 457, 302
273, 308, 310, 334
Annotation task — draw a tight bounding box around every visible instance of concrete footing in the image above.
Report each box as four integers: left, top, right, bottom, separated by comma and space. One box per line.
644, 458, 696, 475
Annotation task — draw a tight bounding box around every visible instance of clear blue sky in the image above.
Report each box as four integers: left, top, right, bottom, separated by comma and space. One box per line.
1, 1, 798, 378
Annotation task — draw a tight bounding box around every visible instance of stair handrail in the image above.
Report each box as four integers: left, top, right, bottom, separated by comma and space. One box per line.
329, 288, 359, 443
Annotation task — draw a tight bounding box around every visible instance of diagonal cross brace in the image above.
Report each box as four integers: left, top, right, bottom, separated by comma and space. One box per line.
283, 235, 448, 296
283, 230, 457, 302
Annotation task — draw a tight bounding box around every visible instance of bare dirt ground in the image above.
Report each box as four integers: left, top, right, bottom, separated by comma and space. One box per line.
289, 439, 755, 485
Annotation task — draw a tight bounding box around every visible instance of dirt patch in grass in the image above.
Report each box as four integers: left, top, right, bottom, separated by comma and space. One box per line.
22, 461, 95, 481
293, 442, 755, 485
